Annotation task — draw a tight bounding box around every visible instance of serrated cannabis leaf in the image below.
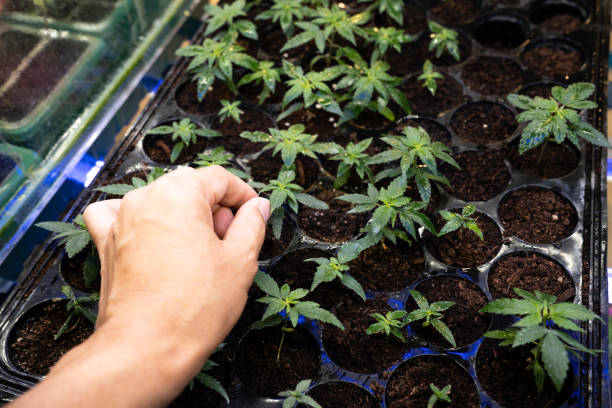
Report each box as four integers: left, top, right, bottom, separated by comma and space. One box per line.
278, 379, 322, 408
146, 118, 221, 163
366, 309, 408, 343
418, 60, 444, 96
406, 289, 456, 347
306, 256, 366, 300
96, 167, 166, 196
218, 100, 244, 124
428, 21, 460, 61
428, 383, 452, 408
437, 205, 483, 240
327, 138, 375, 188
55, 286, 99, 340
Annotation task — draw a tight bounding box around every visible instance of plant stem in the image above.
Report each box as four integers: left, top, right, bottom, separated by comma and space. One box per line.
276, 319, 288, 364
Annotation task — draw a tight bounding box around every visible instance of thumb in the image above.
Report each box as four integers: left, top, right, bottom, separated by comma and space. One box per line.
83, 200, 121, 250
222, 197, 269, 260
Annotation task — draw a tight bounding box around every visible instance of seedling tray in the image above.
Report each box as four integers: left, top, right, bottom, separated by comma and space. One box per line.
0, 0, 608, 405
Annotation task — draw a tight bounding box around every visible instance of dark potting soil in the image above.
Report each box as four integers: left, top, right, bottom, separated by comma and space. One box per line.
408, 276, 490, 348
259, 216, 296, 260
142, 132, 209, 165
430, 0, 481, 24
229, 289, 265, 344
248, 150, 320, 189
506, 141, 579, 179
374, 2, 427, 34
298, 186, 369, 242
440, 149, 511, 202
10, 300, 94, 376
476, 338, 571, 408
520, 82, 559, 99
534, 12, 584, 34
498, 186, 577, 244
211, 109, 274, 156
0, 38, 86, 122
0, 31, 39, 85
424, 210, 503, 268
474, 18, 528, 50
240, 80, 288, 105
393, 118, 453, 148
400, 75, 466, 118
521, 45, 584, 77
488, 252, 575, 301
299, 381, 379, 408
60, 250, 100, 293
348, 240, 425, 292
278, 108, 340, 142
261, 29, 314, 62
387, 43, 422, 76
350, 109, 394, 133
451, 102, 517, 145
415, 31, 473, 66
236, 35, 259, 58
175, 81, 234, 116
385, 355, 480, 407
461, 56, 524, 95
322, 296, 407, 373
234, 327, 320, 397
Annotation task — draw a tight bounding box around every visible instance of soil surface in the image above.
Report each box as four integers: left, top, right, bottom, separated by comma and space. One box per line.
240, 80, 288, 105
0, 30, 39, 85
175, 80, 234, 116
248, 150, 320, 189
375, 2, 427, 34
407, 276, 490, 348
278, 108, 340, 142
385, 355, 480, 407
142, 131, 209, 165
424, 210, 503, 268
461, 56, 524, 95
521, 44, 584, 77
322, 296, 407, 373
488, 251, 575, 301
298, 381, 380, 408
348, 240, 425, 292
476, 339, 571, 408
349, 108, 395, 132
211, 109, 274, 156
451, 102, 517, 145
392, 118, 453, 148
440, 149, 511, 202
259, 216, 296, 260
498, 186, 578, 244
474, 18, 528, 50
430, 0, 480, 24
414, 31, 473, 66
298, 185, 369, 242
234, 328, 320, 397
506, 141, 579, 179
10, 300, 94, 376
60, 250, 100, 293
533, 9, 584, 34
400, 75, 466, 118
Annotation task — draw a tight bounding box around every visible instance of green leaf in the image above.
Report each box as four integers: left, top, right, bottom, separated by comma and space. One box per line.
533, 358, 546, 394
253, 271, 280, 297
409, 289, 429, 310
294, 301, 344, 329
83, 252, 100, 288
512, 326, 548, 347
541, 332, 569, 392
480, 298, 540, 315
340, 274, 366, 300
431, 318, 456, 348
549, 302, 601, 322
196, 372, 230, 403
295, 193, 329, 209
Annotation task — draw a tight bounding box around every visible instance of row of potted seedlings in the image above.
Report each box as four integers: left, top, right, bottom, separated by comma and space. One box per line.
2, 0, 608, 406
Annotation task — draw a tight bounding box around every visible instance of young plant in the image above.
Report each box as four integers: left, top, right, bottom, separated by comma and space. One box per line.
366, 309, 408, 343
146, 118, 221, 163
256, 0, 314, 36
365, 26, 414, 61
55, 286, 99, 340
95, 167, 165, 196
36, 215, 98, 289
438, 205, 483, 240
193, 147, 249, 179
252, 271, 344, 362
428, 21, 460, 61
306, 243, 366, 300
237, 60, 282, 104
428, 383, 452, 408
480, 288, 601, 393
250, 170, 328, 239
507, 82, 610, 155
327, 137, 375, 189
418, 60, 445, 96
187, 346, 229, 404
278, 379, 321, 408
337, 176, 436, 249
406, 289, 456, 348
204, 0, 258, 41
371, 125, 458, 203
218, 100, 244, 123
360, 0, 405, 24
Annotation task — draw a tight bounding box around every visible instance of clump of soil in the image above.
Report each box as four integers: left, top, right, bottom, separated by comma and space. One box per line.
142, 128, 209, 165
322, 296, 407, 373
211, 109, 274, 156
461, 56, 524, 95
278, 108, 339, 142
392, 118, 453, 148
407, 276, 490, 348
348, 240, 425, 292
299, 381, 380, 408
234, 328, 320, 397
488, 251, 575, 301
498, 186, 577, 244
424, 210, 502, 268
476, 339, 572, 408
248, 150, 320, 189
259, 216, 296, 260
60, 250, 100, 293
298, 186, 369, 243
385, 355, 480, 407
440, 149, 511, 201
521, 44, 584, 77
175, 81, 234, 116
506, 141, 579, 179
451, 102, 517, 145
431, 0, 480, 24
415, 31, 473, 66
400, 74, 466, 117
10, 300, 94, 376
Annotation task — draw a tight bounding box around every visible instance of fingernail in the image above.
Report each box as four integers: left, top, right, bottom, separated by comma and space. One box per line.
257, 197, 270, 223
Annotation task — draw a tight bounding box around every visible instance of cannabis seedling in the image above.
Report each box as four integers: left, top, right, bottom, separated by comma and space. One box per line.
406, 289, 456, 347
37, 215, 99, 289
507, 82, 610, 155
366, 309, 408, 342
306, 243, 366, 300
252, 271, 344, 362
418, 60, 445, 96
218, 100, 244, 123
278, 379, 321, 408
204, 0, 258, 41
327, 137, 375, 189
146, 118, 221, 163
193, 147, 249, 179
480, 288, 601, 393
187, 345, 229, 404
360, 0, 406, 25
55, 286, 99, 340
428, 21, 460, 61
256, 0, 314, 36
428, 383, 452, 408
438, 205, 483, 240
365, 27, 414, 61
237, 60, 282, 104
96, 167, 165, 196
